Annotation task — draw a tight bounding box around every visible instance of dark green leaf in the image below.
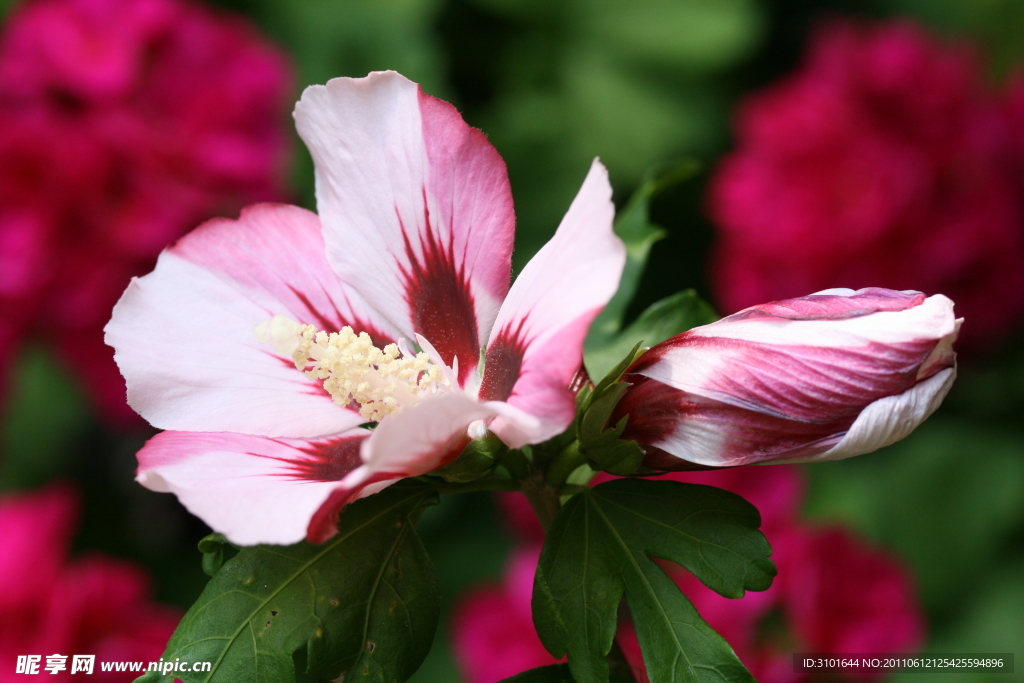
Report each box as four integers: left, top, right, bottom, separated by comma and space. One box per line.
533, 479, 774, 683
587, 290, 719, 381
500, 664, 576, 682
586, 160, 701, 353
137, 483, 440, 683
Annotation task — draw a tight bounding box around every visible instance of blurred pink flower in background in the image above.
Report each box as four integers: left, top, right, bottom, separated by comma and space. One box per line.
1003, 71, 1024, 165
0, 485, 179, 681
709, 20, 1024, 350
464, 466, 923, 683
451, 545, 561, 683
0, 0, 292, 422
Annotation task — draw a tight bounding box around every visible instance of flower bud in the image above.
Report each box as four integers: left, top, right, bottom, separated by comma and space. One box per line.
613, 288, 959, 469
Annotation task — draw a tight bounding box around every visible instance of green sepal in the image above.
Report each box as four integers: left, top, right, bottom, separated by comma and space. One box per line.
572, 343, 648, 477
197, 533, 236, 578
580, 382, 630, 444
499, 446, 533, 482
532, 479, 775, 683
435, 435, 507, 483
136, 482, 440, 683
580, 416, 646, 476
589, 341, 645, 403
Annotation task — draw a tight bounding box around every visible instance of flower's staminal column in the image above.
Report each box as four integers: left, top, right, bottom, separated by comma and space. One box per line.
255, 315, 449, 421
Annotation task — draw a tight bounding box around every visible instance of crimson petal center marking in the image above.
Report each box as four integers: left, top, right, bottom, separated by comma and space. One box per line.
397, 190, 479, 387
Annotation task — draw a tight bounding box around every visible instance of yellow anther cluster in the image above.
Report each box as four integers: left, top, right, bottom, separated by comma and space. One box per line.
258, 316, 446, 422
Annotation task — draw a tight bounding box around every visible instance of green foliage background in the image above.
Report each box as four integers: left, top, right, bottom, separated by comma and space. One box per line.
2, 0, 1024, 681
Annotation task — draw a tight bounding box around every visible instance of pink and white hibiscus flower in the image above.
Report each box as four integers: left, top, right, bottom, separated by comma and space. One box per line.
105, 72, 625, 545
613, 287, 959, 469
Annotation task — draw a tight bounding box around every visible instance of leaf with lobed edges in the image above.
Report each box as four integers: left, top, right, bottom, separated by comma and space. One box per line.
533, 479, 775, 683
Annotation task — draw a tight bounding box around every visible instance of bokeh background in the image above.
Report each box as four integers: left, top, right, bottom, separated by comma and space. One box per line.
1, 0, 1023, 681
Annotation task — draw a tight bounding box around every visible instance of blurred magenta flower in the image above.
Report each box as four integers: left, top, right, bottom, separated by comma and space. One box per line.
613, 288, 958, 469
709, 20, 1024, 349
451, 545, 561, 683
0, 0, 292, 422
0, 485, 179, 680
106, 72, 624, 546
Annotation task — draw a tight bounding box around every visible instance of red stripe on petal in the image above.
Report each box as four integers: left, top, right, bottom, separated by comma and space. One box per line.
616, 376, 851, 468
478, 318, 529, 402
631, 335, 936, 424
399, 195, 479, 385
277, 433, 368, 482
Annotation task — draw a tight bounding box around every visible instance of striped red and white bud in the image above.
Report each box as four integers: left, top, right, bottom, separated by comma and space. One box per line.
613, 288, 959, 469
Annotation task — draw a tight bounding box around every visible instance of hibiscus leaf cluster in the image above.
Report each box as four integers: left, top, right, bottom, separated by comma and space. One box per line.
106, 71, 960, 682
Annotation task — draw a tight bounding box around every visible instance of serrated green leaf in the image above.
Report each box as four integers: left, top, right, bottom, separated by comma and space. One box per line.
533, 479, 774, 683
586, 160, 701, 353
500, 663, 576, 682
137, 483, 440, 683
587, 290, 719, 381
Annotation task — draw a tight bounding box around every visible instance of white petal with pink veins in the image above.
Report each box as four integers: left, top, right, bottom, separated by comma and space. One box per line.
137, 430, 369, 545
106, 204, 393, 438
294, 71, 515, 386
479, 160, 624, 448
812, 367, 956, 463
